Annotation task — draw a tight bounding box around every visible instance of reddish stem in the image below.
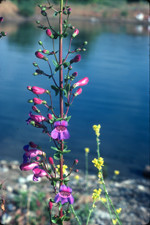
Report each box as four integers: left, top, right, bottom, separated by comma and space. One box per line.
59, 0, 64, 219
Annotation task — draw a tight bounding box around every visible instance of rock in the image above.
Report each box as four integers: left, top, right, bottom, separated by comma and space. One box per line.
143, 165, 150, 178
18, 177, 26, 184
6, 186, 13, 193
1, 213, 12, 224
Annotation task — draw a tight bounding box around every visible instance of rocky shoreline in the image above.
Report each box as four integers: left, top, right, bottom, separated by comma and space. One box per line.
0, 160, 149, 225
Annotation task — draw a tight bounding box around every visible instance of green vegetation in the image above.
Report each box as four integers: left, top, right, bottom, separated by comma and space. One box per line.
9, 0, 147, 17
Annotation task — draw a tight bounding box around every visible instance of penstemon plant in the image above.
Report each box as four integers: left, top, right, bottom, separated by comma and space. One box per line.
20, 1, 122, 225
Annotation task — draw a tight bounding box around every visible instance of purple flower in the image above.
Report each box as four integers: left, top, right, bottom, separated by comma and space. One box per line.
32, 167, 48, 181
51, 120, 70, 140
25, 149, 43, 158
54, 185, 74, 205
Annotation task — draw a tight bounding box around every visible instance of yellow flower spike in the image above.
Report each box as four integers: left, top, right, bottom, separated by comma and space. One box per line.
92, 188, 102, 201
93, 124, 101, 137
112, 219, 118, 225
85, 147, 90, 153
92, 157, 104, 170
116, 208, 122, 214
114, 170, 120, 175
74, 175, 80, 180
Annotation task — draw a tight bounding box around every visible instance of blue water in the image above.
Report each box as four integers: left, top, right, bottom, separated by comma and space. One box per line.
0, 21, 149, 178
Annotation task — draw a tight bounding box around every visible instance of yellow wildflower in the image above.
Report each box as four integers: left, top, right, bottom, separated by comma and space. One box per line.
92, 157, 104, 170
116, 208, 122, 214
98, 171, 102, 179
92, 204, 96, 208
112, 219, 117, 225
114, 170, 120, 175
85, 147, 90, 153
100, 197, 107, 203
56, 164, 68, 174
74, 175, 80, 180
92, 188, 102, 202
93, 124, 101, 137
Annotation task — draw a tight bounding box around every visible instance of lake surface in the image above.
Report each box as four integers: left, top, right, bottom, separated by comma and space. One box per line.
0, 21, 149, 178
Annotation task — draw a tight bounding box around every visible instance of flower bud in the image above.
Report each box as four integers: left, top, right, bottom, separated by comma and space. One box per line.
47, 113, 53, 120
35, 51, 44, 59
0, 17, 4, 23
38, 40, 43, 45
30, 121, 35, 126
29, 141, 38, 148
72, 72, 78, 77
68, 65, 72, 70
74, 88, 82, 97
28, 99, 33, 103
41, 10, 47, 16
42, 49, 50, 54
33, 62, 38, 67
75, 169, 79, 173
27, 86, 32, 91
70, 54, 81, 64
49, 201, 53, 210
36, 156, 41, 161
73, 77, 89, 88
48, 157, 54, 165
36, 20, 40, 24
74, 159, 79, 164
72, 29, 79, 38
82, 48, 86, 51
67, 8, 72, 14
32, 106, 40, 113
84, 41, 88, 45
33, 97, 45, 105
46, 29, 54, 39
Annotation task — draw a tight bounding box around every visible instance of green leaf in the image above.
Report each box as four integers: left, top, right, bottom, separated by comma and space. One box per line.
65, 115, 71, 122
59, 203, 62, 211
54, 152, 61, 160
63, 149, 71, 154
51, 146, 60, 151
51, 85, 60, 96
52, 60, 58, 67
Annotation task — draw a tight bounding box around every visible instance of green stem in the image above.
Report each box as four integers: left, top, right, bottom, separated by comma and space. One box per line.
96, 137, 122, 225
85, 152, 88, 191
70, 205, 81, 225
86, 207, 93, 225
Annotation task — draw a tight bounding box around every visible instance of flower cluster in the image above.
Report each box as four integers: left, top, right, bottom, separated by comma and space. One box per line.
92, 157, 104, 170
92, 188, 102, 202
93, 124, 101, 137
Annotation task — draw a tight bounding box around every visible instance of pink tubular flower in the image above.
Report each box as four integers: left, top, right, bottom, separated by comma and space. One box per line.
73, 77, 89, 88
30, 86, 47, 95
20, 162, 39, 171
74, 88, 82, 97
74, 159, 79, 164
27, 112, 47, 123
35, 51, 44, 59
54, 185, 74, 205
33, 97, 46, 105
72, 29, 79, 38
70, 54, 81, 64
33, 167, 48, 181
25, 149, 43, 158
47, 113, 53, 120
48, 157, 54, 165
46, 29, 54, 38
51, 120, 70, 140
